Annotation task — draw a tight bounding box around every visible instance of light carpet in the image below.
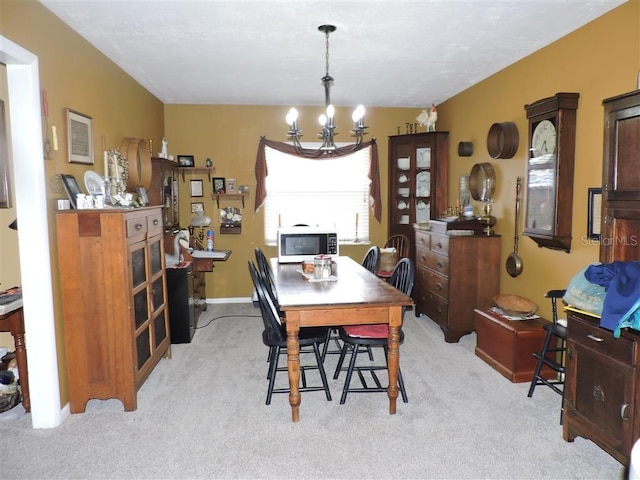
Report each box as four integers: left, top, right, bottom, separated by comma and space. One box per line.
1, 303, 626, 479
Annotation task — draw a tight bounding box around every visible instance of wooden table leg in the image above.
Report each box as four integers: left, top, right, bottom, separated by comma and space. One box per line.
386, 306, 402, 415
285, 311, 301, 422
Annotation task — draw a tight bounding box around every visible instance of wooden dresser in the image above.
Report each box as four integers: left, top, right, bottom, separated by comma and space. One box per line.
56, 207, 171, 413
414, 222, 500, 342
564, 310, 640, 465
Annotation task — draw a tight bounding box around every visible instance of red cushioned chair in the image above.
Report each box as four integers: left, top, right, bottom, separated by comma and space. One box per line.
333, 257, 414, 404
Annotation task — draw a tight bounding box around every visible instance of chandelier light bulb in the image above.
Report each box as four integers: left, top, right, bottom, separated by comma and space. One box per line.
319, 114, 327, 127
352, 105, 365, 122
286, 108, 298, 126
326, 105, 335, 118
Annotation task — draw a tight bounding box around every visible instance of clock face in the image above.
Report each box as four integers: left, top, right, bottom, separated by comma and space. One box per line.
532, 119, 557, 157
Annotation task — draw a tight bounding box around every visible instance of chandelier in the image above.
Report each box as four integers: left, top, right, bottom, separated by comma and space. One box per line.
285, 24, 367, 156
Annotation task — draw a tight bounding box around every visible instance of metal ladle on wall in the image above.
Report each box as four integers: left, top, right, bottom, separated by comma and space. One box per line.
506, 176, 524, 277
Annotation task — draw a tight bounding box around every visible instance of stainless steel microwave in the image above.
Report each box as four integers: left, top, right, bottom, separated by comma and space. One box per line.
277, 226, 339, 263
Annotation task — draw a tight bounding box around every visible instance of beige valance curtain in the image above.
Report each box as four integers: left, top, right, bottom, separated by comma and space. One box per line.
254, 137, 382, 223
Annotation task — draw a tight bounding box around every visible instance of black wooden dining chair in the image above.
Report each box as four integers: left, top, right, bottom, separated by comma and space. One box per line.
333, 257, 414, 404
361, 246, 381, 273
527, 289, 567, 424
254, 247, 279, 310
248, 261, 332, 405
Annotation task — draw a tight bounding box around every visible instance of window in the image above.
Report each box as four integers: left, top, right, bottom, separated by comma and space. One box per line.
264, 145, 371, 245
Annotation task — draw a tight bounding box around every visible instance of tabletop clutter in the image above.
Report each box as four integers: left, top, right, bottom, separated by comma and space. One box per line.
300, 254, 337, 282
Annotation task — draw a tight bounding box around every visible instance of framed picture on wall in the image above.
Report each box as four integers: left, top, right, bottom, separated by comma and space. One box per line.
177, 155, 195, 167
587, 187, 602, 241
190, 179, 204, 197
191, 202, 204, 213
226, 178, 237, 194
66, 109, 94, 164
213, 177, 226, 194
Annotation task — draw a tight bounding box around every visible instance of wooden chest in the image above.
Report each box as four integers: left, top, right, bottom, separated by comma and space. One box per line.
474, 308, 556, 383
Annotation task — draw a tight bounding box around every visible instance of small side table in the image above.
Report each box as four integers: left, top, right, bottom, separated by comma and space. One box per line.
0, 303, 30, 412
474, 308, 555, 383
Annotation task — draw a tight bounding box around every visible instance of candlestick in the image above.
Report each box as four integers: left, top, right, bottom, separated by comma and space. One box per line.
104, 151, 109, 178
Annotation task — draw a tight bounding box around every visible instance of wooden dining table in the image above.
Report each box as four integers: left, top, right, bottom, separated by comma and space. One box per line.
270, 256, 414, 422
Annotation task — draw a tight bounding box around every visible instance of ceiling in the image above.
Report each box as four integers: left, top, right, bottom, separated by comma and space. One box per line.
39, 1, 626, 108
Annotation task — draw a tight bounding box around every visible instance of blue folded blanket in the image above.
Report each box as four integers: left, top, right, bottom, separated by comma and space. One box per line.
585, 261, 640, 337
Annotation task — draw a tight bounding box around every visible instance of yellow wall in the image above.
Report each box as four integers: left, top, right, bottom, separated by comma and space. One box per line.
1, 0, 165, 406
436, 0, 639, 319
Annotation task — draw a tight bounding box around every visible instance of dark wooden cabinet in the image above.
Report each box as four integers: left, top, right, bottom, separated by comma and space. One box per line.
56, 207, 170, 413
414, 222, 500, 342
562, 89, 640, 465
564, 311, 639, 465
166, 264, 196, 343
388, 132, 448, 262
600, 90, 640, 263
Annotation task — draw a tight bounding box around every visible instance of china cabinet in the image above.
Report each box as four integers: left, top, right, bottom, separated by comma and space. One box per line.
414, 221, 500, 343
388, 132, 448, 261
523, 93, 579, 252
56, 207, 171, 413
149, 157, 179, 230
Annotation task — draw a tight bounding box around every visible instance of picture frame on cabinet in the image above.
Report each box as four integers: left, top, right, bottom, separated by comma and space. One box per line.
177, 155, 195, 167
213, 177, 226, 194
191, 202, 204, 213
190, 179, 204, 197
226, 178, 237, 194
66, 109, 94, 164
60, 173, 83, 209
587, 187, 602, 241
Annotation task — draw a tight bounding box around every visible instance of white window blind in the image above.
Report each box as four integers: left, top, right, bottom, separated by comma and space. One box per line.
264, 145, 372, 245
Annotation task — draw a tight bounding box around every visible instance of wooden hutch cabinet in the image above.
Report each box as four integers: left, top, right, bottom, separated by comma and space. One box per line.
563, 90, 640, 464
388, 132, 448, 261
414, 221, 500, 343
56, 207, 171, 413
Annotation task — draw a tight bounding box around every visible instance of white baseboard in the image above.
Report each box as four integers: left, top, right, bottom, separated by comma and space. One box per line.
206, 297, 252, 304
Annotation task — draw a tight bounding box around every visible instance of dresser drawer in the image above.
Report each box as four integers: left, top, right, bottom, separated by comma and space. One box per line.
416, 231, 430, 250
125, 215, 148, 238
424, 294, 449, 326
424, 250, 449, 276
568, 314, 636, 366
430, 234, 449, 256
416, 244, 429, 268
426, 270, 449, 300
147, 211, 163, 236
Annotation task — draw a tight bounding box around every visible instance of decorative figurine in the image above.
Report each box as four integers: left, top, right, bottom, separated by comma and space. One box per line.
417, 104, 438, 132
